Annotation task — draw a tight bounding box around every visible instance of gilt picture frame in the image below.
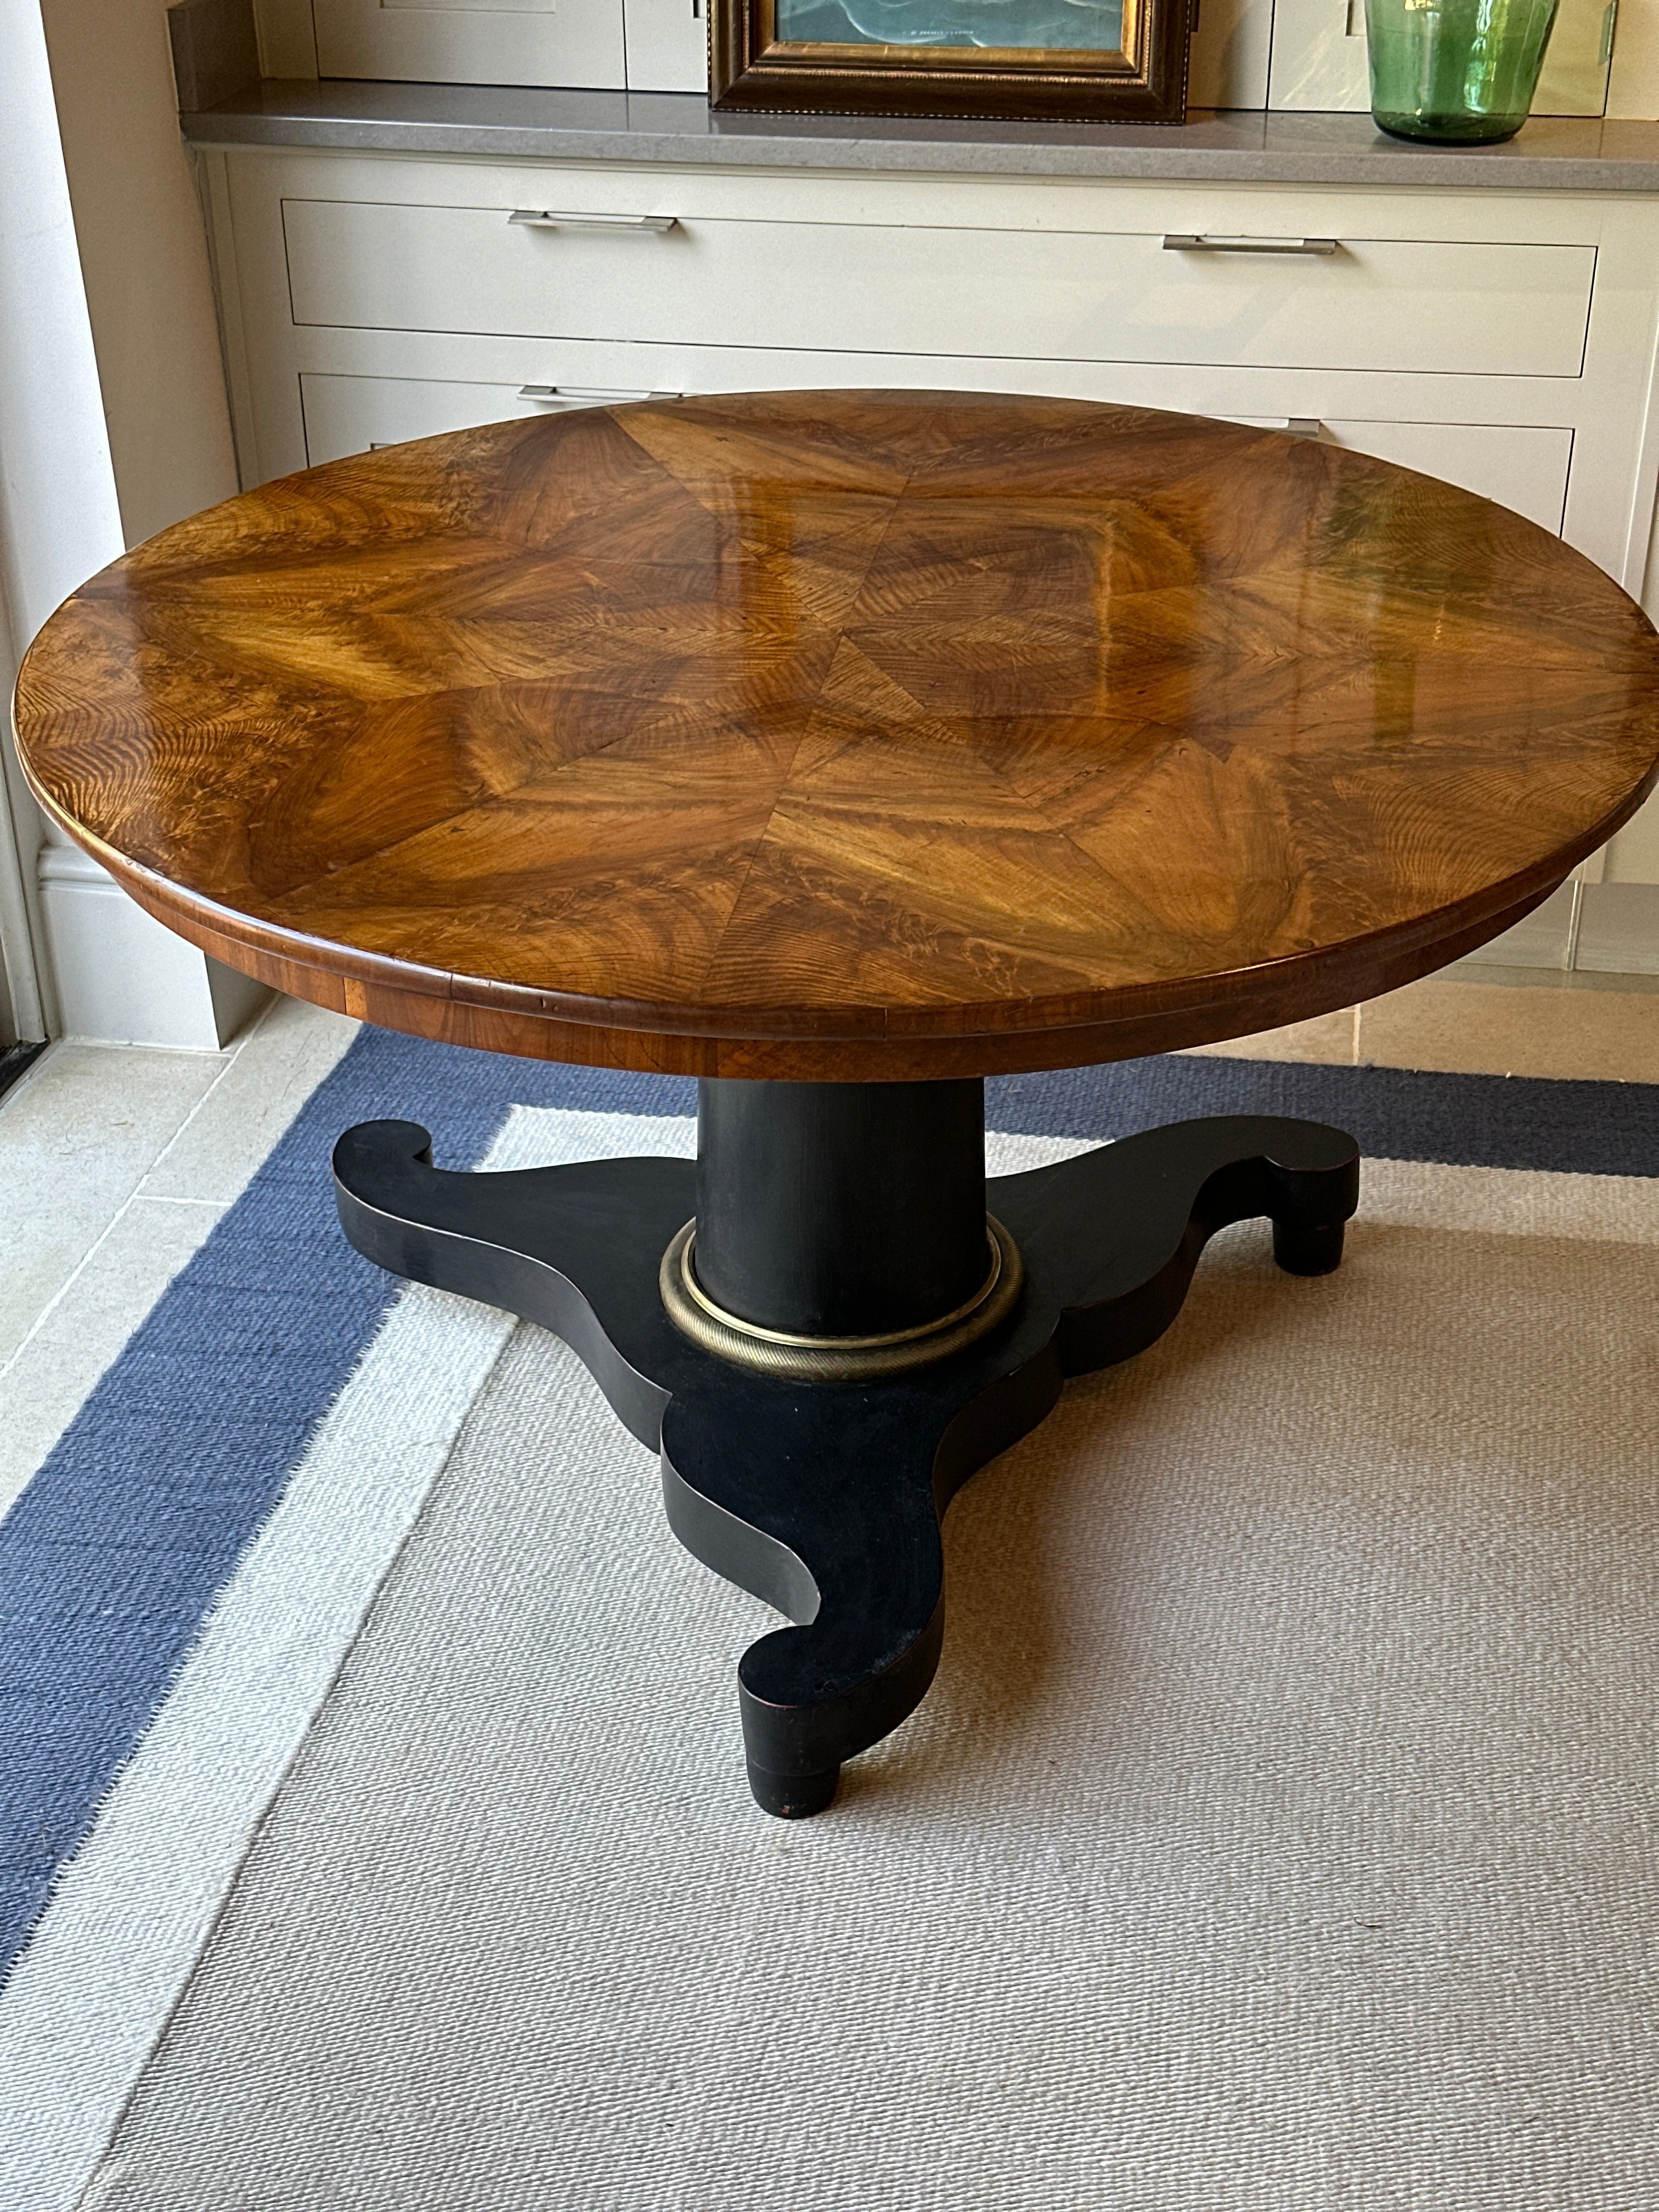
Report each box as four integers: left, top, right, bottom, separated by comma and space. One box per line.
709, 0, 1190, 124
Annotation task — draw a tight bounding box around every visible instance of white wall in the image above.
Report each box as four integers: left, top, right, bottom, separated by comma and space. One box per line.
0, 0, 123, 1043
39, 0, 241, 549
0, 0, 263, 1048
0, 567, 35, 1043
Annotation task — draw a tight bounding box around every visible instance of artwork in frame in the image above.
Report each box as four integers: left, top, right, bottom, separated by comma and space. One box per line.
709, 0, 1192, 122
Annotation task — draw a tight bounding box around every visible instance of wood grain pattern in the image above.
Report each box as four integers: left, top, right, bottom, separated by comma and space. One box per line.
16, 391, 1659, 1080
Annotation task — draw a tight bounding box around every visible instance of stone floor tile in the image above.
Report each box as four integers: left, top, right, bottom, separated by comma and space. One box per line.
140, 995, 359, 1206
0, 1044, 227, 1365
1357, 977, 1659, 1082
1180, 1008, 1358, 1065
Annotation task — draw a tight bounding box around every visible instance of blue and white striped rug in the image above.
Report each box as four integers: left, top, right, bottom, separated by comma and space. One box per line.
3, 1025, 1656, 2210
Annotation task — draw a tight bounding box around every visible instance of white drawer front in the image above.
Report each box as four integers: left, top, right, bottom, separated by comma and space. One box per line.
1227, 415, 1572, 532
1319, 419, 1572, 534
283, 199, 1596, 381
300, 372, 680, 460
301, 373, 1575, 534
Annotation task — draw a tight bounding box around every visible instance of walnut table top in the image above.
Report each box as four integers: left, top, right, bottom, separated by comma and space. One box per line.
16, 391, 1659, 1080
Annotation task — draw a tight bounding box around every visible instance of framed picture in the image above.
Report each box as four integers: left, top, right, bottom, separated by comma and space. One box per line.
709, 0, 1190, 123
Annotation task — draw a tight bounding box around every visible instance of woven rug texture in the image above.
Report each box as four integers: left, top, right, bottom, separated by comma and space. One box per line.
78, 1137, 1659, 2212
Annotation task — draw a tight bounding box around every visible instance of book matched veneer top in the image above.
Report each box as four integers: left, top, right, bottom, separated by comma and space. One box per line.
16, 391, 1659, 1080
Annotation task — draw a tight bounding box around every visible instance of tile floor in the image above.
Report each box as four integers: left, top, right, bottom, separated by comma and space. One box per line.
1183, 964, 1659, 1083
2, 967, 1656, 1525
0, 992, 357, 1521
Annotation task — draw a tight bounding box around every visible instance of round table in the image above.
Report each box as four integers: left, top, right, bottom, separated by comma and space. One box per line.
17, 392, 1659, 1815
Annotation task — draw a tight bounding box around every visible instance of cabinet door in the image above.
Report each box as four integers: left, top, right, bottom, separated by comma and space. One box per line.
312, 0, 625, 89
1267, 0, 1615, 113
624, 0, 706, 88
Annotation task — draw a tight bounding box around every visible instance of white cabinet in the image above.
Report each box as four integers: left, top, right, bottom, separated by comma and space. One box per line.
1266, 0, 1615, 114
280, 0, 1622, 106
199, 150, 1659, 897
301, 371, 680, 456
312, 0, 626, 91
283, 196, 1597, 381
622, 0, 707, 91
301, 371, 1575, 534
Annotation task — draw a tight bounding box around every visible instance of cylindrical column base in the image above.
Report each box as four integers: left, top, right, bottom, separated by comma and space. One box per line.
659, 1079, 1024, 1382
695, 1077, 989, 1336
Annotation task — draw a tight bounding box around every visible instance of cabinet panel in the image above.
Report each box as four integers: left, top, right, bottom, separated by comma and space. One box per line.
301, 371, 678, 459
1188, 0, 1273, 107
1267, 0, 1615, 113
282, 198, 1597, 380
623, 0, 707, 89
1317, 419, 1572, 533
311, 0, 625, 89
301, 371, 1574, 535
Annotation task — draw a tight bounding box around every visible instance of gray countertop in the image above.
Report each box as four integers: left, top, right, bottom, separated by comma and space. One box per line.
180, 79, 1659, 190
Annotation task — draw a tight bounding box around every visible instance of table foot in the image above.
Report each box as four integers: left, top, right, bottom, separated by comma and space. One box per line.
333, 1104, 1357, 1815
747, 1763, 840, 1820
1273, 1217, 1347, 1276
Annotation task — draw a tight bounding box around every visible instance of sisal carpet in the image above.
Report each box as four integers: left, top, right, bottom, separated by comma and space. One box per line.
3, 1038, 1658, 2209
79, 1155, 1659, 2208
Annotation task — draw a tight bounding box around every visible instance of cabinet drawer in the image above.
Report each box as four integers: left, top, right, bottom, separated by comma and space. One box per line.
301, 373, 1574, 534
283, 199, 1596, 380
1322, 419, 1571, 533
301, 372, 680, 459
1229, 416, 1572, 532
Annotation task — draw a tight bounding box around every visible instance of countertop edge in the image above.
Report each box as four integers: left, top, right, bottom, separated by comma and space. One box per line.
177, 91, 1659, 192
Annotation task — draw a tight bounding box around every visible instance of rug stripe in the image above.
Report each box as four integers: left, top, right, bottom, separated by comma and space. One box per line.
2, 1068, 1655, 2210
0, 1035, 679, 1978
985, 1058, 1659, 1177
0, 1285, 516, 2212
3, 1036, 1655, 1984
0, 1111, 698, 2212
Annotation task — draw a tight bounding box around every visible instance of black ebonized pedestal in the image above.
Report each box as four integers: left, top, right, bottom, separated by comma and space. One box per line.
334, 1081, 1358, 1816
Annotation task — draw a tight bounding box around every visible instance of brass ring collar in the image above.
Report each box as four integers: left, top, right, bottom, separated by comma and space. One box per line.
659, 1217, 1024, 1381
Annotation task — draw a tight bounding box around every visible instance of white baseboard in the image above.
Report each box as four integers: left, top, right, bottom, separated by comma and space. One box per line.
37, 844, 269, 1049
1458, 882, 1578, 972
1575, 881, 1659, 976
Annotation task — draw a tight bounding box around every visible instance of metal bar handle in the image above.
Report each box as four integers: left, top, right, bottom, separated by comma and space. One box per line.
517, 386, 682, 406
509, 210, 678, 233
1220, 415, 1325, 441
1163, 234, 1339, 256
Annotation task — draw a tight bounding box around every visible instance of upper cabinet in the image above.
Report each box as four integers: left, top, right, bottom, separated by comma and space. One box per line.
1261, 0, 1615, 114
303, 0, 706, 92
267, 0, 1626, 108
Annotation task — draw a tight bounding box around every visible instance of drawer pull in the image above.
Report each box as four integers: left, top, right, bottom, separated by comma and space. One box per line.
509, 210, 678, 234
517, 385, 682, 407
1163, 234, 1340, 256
1223, 415, 1325, 441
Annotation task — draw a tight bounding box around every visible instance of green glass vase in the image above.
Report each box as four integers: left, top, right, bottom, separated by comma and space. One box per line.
1365, 0, 1560, 143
